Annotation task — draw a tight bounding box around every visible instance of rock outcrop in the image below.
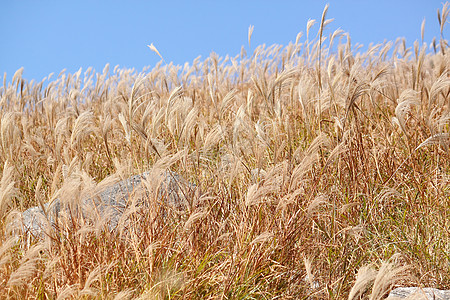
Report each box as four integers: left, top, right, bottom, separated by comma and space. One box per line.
15, 170, 195, 240
387, 287, 450, 299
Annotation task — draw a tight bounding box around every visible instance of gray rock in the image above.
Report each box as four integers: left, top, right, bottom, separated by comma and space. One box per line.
18, 170, 195, 240
387, 287, 450, 299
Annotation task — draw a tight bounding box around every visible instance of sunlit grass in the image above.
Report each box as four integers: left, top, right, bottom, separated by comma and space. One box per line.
0, 3, 449, 299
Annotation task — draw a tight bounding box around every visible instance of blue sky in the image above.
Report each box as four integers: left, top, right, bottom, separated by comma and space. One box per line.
1, 1, 448, 83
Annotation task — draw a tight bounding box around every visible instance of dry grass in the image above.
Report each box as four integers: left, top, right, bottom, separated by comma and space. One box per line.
0, 3, 449, 299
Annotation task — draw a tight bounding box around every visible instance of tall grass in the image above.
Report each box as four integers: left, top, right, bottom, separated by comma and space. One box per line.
0, 3, 449, 299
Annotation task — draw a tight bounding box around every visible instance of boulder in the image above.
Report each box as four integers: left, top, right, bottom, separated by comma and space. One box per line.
17, 170, 195, 240
387, 287, 450, 299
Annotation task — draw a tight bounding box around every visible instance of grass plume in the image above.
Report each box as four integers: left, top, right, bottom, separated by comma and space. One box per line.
0, 3, 449, 299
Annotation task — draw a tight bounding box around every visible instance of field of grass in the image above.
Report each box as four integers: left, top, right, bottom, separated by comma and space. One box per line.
0, 4, 449, 299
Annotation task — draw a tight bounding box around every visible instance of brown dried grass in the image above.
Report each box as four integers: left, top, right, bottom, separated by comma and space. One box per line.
0, 3, 449, 299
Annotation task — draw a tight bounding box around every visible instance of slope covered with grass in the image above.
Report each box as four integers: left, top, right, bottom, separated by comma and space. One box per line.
0, 4, 449, 299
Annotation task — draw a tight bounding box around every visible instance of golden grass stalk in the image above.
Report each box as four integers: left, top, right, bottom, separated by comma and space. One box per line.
0, 160, 18, 219
370, 255, 410, 300
0, 3, 449, 298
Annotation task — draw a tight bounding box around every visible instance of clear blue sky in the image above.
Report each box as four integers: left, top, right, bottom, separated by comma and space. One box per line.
1, 0, 448, 83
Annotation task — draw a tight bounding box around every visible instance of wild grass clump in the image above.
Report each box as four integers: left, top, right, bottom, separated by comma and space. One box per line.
0, 3, 449, 299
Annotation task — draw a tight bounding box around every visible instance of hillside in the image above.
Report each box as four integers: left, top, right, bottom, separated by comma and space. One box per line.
0, 4, 449, 299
